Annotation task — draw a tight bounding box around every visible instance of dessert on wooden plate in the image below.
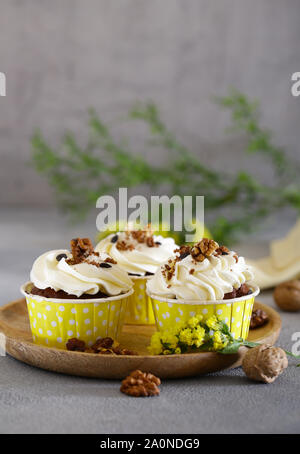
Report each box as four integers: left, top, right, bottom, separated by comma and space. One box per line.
0, 232, 282, 380
21, 238, 133, 349
95, 226, 177, 325
147, 239, 260, 340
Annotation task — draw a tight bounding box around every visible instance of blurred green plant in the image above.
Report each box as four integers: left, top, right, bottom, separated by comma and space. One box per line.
31, 89, 300, 244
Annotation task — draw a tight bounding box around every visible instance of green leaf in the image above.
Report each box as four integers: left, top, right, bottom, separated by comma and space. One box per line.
242, 340, 260, 349
219, 340, 243, 355
284, 350, 300, 359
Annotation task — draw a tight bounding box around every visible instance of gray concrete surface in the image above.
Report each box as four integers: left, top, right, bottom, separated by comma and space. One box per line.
0, 209, 299, 434
1, 0, 300, 207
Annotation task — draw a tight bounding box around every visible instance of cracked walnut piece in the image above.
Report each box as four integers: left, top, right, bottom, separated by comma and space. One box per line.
250, 308, 269, 329
242, 344, 288, 383
191, 238, 219, 262
120, 370, 161, 397
66, 337, 137, 355
66, 338, 86, 352
67, 238, 94, 264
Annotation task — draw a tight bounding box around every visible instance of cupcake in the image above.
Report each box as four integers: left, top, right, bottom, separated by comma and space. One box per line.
21, 238, 133, 348
147, 239, 259, 340
95, 228, 178, 324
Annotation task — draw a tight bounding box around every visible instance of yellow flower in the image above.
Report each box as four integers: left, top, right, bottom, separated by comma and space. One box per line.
188, 316, 200, 329
163, 349, 171, 355
212, 330, 228, 351
179, 328, 194, 346
148, 332, 163, 355
206, 315, 219, 330
175, 347, 181, 354
192, 326, 205, 348
161, 331, 178, 349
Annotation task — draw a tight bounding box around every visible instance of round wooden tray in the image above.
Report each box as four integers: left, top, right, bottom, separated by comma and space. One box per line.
0, 298, 281, 379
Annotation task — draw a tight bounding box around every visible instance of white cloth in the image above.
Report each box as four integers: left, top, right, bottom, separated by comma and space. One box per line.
248, 219, 300, 289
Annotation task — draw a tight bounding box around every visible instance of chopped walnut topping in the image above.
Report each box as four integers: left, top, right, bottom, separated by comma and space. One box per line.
161, 246, 190, 281
66, 238, 118, 267
175, 245, 191, 260
162, 239, 234, 282
115, 227, 160, 251
146, 236, 155, 247
215, 245, 230, 256
162, 261, 175, 281
67, 238, 94, 265
191, 238, 219, 262
104, 257, 117, 264
116, 240, 135, 251
86, 260, 102, 268
131, 230, 148, 243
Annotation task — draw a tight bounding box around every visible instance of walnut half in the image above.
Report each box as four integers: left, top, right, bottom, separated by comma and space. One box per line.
120, 370, 161, 397
250, 308, 269, 329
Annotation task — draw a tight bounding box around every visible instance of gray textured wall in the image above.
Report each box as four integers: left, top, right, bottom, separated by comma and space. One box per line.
0, 0, 300, 206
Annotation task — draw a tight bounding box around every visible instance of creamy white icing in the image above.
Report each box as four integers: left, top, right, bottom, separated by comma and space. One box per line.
147, 251, 254, 301
95, 233, 178, 276
30, 249, 133, 297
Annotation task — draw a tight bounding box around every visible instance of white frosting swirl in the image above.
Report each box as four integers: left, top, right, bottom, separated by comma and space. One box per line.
95, 233, 178, 276
30, 249, 133, 297
147, 251, 254, 301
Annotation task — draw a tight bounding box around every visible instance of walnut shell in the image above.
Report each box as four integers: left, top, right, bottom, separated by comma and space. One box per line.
242, 344, 288, 383
273, 280, 300, 312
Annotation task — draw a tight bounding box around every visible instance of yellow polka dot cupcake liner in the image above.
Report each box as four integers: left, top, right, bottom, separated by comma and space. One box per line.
124, 276, 155, 325
148, 285, 260, 340
21, 283, 133, 349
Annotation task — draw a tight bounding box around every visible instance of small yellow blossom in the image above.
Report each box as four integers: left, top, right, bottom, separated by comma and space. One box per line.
192, 326, 206, 348
213, 330, 227, 351
148, 332, 163, 355
188, 316, 199, 329
179, 328, 194, 346
148, 313, 231, 355
206, 315, 219, 330
161, 331, 178, 349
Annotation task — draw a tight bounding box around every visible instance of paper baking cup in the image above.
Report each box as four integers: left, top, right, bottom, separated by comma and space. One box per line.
21, 283, 133, 349
124, 276, 155, 325
147, 285, 260, 340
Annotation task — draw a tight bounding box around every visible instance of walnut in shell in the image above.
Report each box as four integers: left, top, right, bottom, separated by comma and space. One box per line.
242, 344, 288, 383
273, 280, 300, 312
